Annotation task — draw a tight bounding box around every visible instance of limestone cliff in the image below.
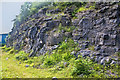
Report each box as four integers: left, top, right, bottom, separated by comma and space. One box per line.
6, 2, 120, 65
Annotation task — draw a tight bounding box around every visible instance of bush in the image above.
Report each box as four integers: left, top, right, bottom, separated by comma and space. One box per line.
70, 57, 92, 76
15, 51, 28, 61
62, 52, 74, 61
24, 59, 34, 64
43, 55, 56, 67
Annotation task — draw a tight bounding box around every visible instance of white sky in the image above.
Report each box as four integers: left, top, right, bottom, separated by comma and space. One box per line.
0, 2, 23, 34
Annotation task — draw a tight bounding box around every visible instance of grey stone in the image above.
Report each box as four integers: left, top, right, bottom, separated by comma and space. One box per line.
51, 45, 59, 50
95, 56, 103, 63
29, 51, 36, 57
95, 52, 102, 56
72, 19, 79, 26
79, 18, 93, 29
79, 50, 91, 57
28, 27, 38, 39
61, 15, 71, 26
101, 53, 110, 57
65, 32, 72, 37
14, 43, 20, 50
25, 65, 29, 67
110, 60, 116, 65
46, 21, 55, 28
38, 44, 46, 55
52, 77, 58, 80
71, 51, 77, 57
106, 57, 112, 63
90, 56, 95, 61
96, 18, 105, 25
81, 44, 88, 50
46, 33, 63, 46
98, 6, 109, 13
109, 11, 118, 19
22, 26, 29, 31
44, 18, 52, 21
64, 62, 68, 67
100, 58, 106, 65
6, 57, 8, 60
94, 45, 101, 51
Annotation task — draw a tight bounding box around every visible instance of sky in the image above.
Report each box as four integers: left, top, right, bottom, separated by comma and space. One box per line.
0, 2, 23, 34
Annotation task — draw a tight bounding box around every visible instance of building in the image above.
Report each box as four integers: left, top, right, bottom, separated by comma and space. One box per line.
0, 33, 8, 46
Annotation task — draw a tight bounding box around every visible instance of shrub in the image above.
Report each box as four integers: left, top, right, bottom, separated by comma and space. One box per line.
117, 52, 120, 56
62, 52, 74, 61
70, 57, 93, 76
43, 55, 56, 67
15, 51, 28, 61
77, 3, 95, 12
24, 59, 34, 64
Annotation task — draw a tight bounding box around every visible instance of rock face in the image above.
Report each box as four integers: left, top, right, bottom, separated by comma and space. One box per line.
6, 2, 120, 64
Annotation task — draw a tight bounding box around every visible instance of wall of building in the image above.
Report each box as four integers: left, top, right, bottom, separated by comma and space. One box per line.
0, 34, 8, 45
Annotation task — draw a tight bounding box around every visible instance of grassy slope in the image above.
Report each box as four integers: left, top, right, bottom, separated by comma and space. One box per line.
0, 49, 74, 78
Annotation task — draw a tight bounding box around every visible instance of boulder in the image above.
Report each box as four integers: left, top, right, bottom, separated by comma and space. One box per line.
94, 45, 101, 51
100, 58, 106, 65
98, 6, 109, 13
65, 32, 72, 37
51, 45, 59, 50
77, 50, 91, 57
79, 18, 93, 29
46, 33, 64, 46
72, 19, 79, 26
60, 15, 71, 26
14, 43, 20, 50
110, 60, 116, 65
44, 18, 52, 21
28, 27, 38, 39
25, 65, 29, 67
52, 77, 58, 80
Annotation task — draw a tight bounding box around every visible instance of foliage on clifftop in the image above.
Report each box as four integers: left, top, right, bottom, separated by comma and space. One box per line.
13, 2, 87, 27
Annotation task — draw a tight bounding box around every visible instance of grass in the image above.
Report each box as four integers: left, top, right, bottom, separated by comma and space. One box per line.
1, 50, 73, 78
0, 41, 120, 78
77, 3, 95, 12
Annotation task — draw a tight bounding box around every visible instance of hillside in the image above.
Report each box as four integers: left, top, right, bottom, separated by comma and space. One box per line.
1, 2, 120, 78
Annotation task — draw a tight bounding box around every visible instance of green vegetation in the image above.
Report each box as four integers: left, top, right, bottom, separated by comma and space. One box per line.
117, 52, 120, 56
77, 3, 95, 12
1, 2, 119, 78
58, 23, 75, 32
16, 2, 51, 22
1, 39, 119, 78
88, 45, 95, 51
15, 51, 28, 61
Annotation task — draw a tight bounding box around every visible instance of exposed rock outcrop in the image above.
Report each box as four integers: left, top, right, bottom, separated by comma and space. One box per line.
6, 2, 120, 65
